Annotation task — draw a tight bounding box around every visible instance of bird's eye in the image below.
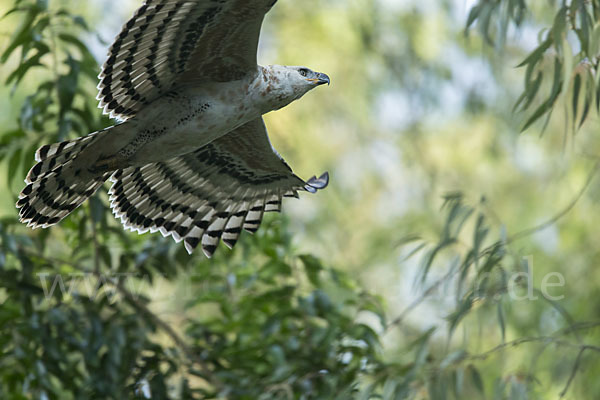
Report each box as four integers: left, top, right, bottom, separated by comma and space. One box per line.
299, 69, 308, 77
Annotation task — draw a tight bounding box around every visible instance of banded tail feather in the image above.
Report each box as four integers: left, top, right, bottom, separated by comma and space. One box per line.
17, 129, 112, 228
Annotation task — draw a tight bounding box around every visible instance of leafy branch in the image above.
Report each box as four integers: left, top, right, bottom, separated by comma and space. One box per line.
467, 0, 600, 132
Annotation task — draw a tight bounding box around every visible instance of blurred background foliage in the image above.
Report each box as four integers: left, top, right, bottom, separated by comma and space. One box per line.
1, 0, 600, 398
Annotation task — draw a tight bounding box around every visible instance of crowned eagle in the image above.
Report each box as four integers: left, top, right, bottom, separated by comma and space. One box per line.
17, 0, 330, 257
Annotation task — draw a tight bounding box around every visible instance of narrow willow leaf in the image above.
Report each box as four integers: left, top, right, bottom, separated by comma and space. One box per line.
477, 242, 504, 276
578, 67, 595, 128
521, 57, 563, 131
551, 6, 567, 46
540, 99, 555, 134
472, 213, 488, 267
516, 37, 552, 68
589, 22, 600, 58
58, 32, 91, 55
497, 301, 506, 342
29, 15, 50, 45
0, 129, 24, 151
418, 239, 456, 284
562, 37, 573, 100
447, 293, 474, 337
572, 73, 582, 122
596, 69, 600, 112
413, 327, 436, 366
468, 365, 485, 394
521, 102, 550, 132
578, 1, 593, 54
1, 6, 38, 62
6, 50, 47, 85
520, 71, 543, 112
465, 3, 482, 30
477, 3, 496, 45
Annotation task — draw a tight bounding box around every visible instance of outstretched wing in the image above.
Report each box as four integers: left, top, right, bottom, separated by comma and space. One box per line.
108, 118, 328, 257
98, 0, 277, 120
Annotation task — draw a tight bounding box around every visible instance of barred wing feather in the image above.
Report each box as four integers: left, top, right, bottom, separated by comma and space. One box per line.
98, 0, 277, 120
108, 118, 328, 257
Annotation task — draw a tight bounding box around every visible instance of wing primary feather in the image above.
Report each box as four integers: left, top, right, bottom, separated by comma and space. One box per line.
97, 0, 276, 119
108, 118, 328, 256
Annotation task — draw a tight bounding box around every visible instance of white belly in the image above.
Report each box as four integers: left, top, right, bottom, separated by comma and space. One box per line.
126, 82, 260, 165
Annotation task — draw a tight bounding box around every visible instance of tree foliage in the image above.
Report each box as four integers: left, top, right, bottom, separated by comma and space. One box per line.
468, 0, 600, 132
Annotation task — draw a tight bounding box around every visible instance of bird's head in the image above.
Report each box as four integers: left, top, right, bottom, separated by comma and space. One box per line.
286, 65, 330, 90
260, 65, 330, 111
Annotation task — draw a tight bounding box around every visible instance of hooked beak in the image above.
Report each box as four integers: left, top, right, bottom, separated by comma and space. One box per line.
307, 72, 330, 86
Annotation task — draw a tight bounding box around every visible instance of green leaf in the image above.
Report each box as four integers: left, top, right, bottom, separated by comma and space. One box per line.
468, 364, 485, 394
299, 254, 323, 286
58, 32, 91, 55
572, 73, 582, 119
1, 5, 38, 63
577, 1, 593, 54
562, 36, 573, 107
578, 66, 595, 129
5, 49, 48, 85
589, 22, 600, 58
413, 327, 436, 367
497, 301, 505, 342
516, 37, 552, 68
551, 6, 568, 46
521, 57, 563, 131
516, 70, 543, 112
465, 3, 482, 30
447, 292, 474, 337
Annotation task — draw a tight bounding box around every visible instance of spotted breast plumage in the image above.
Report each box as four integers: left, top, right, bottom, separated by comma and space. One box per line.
16, 0, 330, 257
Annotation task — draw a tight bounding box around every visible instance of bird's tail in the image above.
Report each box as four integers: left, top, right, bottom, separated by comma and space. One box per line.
17, 129, 113, 228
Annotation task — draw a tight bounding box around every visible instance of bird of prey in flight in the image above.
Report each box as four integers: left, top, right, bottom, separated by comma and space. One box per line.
16, 0, 330, 257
